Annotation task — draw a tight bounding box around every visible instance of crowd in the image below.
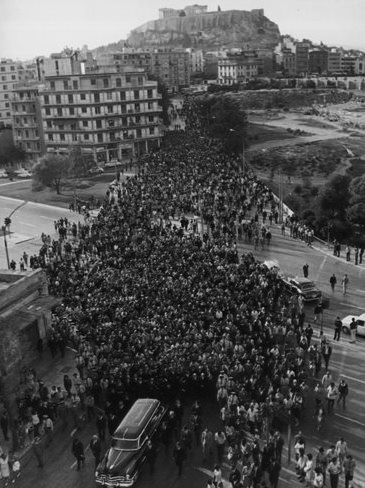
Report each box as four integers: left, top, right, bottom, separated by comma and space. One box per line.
1, 97, 357, 487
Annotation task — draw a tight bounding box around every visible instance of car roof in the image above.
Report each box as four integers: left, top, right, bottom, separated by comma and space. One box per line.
290, 277, 313, 284
114, 399, 160, 440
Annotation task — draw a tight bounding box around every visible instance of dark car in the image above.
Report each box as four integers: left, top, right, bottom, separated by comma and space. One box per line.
282, 276, 322, 302
96, 399, 166, 487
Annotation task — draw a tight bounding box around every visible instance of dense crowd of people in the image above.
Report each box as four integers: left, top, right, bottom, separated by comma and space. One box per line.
3, 98, 356, 487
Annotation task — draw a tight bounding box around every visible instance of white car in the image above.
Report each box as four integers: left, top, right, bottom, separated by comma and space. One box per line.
0, 169, 8, 178
14, 169, 32, 178
341, 314, 365, 337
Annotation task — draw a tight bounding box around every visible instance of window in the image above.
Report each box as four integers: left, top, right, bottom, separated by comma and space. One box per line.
90, 78, 96, 85
4, 94, 8, 99
73, 80, 78, 90
97, 133, 103, 142
83, 121, 88, 127
25, 130, 29, 138
6, 112, 10, 117
103, 78, 109, 88
120, 91, 126, 100
134, 90, 140, 100
148, 115, 154, 122
56, 95, 61, 104
68, 94, 73, 103
11, 75, 16, 80
22, 104, 26, 111
82, 107, 87, 113
72, 134, 77, 141
135, 103, 140, 112
71, 123, 76, 130
63, 80, 69, 90
0, 67, 4, 72
50, 81, 55, 90
48, 134, 53, 141
108, 120, 114, 127
3, 85, 7, 90
60, 133, 65, 141
126, 76, 131, 83
84, 134, 89, 140
135, 115, 140, 123
95, 106, 101, 114
94, 93, 100, 103
46, 121, 52, 128
96, 120, 102, 129
69, 107, 75, 115
1, 76, 6, 81
107, 92, 112, 100
45, 108, 50, 115
116, 78, 121, 87
147, 89, 153, 98
138, 76, 143, 85
80, 93, 86, 101
148, 102, 153, 110
57, 108, 62, 116
59, 124, 64, 130
5, 103, 9, 108
110, 133, 115, 141
107, 105, 113, 113
10, 66, 15, 71
136, 129, 142, 138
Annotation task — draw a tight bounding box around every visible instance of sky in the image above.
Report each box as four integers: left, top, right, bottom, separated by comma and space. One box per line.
0, 0, 364, 61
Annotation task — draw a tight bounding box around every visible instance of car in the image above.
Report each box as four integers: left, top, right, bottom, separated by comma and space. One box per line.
341, 313, 365, 337
0, 169, 8, 178
105, 159, 123, 168
88, 166, 104, 175
96, 398, 166, 487
281, 276, 322, 302
15, 169, 32, 178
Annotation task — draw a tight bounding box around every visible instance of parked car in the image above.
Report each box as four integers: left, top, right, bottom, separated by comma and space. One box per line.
14, 169, 32, 178
341, 313, 365, 337
281, 276, 322, 302
0, 169, 8, 178
96, 398, 166, 487
88, 166, 104, 175
105, 159, 123, 168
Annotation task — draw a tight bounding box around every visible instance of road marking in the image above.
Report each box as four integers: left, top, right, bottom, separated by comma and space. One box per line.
339, 303, 364, 310
340, 374, 365, 385
40, 215, 56, 221
335, 413, 365, 427
19, 222, 37, 228
314, 255, 327, 283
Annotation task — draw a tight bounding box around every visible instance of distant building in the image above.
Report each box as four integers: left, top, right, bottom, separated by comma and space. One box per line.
218, 51, 258, 85
355, 56, 365, 75
184, 5, 208, 16
0, 59, 37, 128
11, 82, 46, 161
159, 5, 207, 19
327, 50, 342, 74
186, 48, 204, 73
341, 55, 357, 75
295, 42, 310, 76
275, 49, 296, 76
309, 49, 328, 74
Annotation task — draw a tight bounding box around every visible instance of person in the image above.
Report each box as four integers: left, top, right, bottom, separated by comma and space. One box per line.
316, 405, 326, 431
304, 452, 314, 486
214, 431, 226, 464
321, 341, 332, 370
145, 439, 156, 475
337, 378, 349, 410
343, 454, 356, 488
333, 316, 342, 341
89, 435, 102, 470
321, 370, 332, 390
269, 458, 281, 488
72, 437, 85, 471
326, 382, 338, 414
313, 466, 324, 487
0, 410, 10, 441
201, 427, 213, 461
303, 263, 309, 278
44, 414, 53, 447
335, 437, 347, 465
96, 412, 107, 441
213, 465, 222, 486
0, 452, 10, 485
32, 436, 44, 468
329, 274, 337, 293
296, 448, 308, 482
327, 456, 341, 488
342, 274, 349, 295
315, 447, 327, 485
173, 441, 185, 477
349, 317, 357, 343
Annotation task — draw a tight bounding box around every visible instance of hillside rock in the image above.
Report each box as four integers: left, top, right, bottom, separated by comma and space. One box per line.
127, 10, 281, 50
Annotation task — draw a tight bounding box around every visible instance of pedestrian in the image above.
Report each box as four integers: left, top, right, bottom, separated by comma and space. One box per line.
303, 263, 309, 278
304, 452, 314, 486
10, 453, 21, 483
349, 317, 357, 343
326, 382, 338, 415
201, 427, 213, 461
314, 302, 323, 326
359, 247, 364, 264
72, 437, 85, 471
96, 412, 107, 441
269, 458, 281, 488
321, 370, 332, 391
0, 410, 10, 441
345, 246, 351, 262
335, 437, 347, 465
0, 452, 10, 485
172, 441, 185, 477
354, 247, 359, 265
321, 340, 332, 370
341, 274, 349, 295
89, 435, 102, 470
337, 378, 349, 410
315, 447, 327, 485
32, 437, 44, 468
214, 431, 226, 464
44, 414, 53, 447
327, 456, 341, 488
333, 316, 342, 341
145, 439, 156, 475
213, 464, 222, 486
343, 454, 356, 488
329, 274, 337, 293
313, 466, 324, 487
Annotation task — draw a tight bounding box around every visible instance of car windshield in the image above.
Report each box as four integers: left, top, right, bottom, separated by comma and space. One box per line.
299, 282, 315, 290
111, 438, 139, 451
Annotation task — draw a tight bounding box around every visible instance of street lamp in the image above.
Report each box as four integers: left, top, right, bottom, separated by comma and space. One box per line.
2, 201, 27, 269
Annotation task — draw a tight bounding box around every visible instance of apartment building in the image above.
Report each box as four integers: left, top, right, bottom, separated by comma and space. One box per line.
308, 49, 328, 74
341, 55, 357, 75
38, 66, 162, 162
295, 42, 310, 76
327, 50, 342, 74
218, 52, 258, 85
11, 82, 45, 161
0, 59, 37, 128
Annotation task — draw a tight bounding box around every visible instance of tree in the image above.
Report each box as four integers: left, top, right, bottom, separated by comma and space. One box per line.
347, 175, 365, 226
68, 144, 95, 177
316, 174, 351, 220
0, 129, 27, 166
32, 154, 70, 194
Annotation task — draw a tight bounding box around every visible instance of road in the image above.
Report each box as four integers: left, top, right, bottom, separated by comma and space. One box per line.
0, 195, 81, 269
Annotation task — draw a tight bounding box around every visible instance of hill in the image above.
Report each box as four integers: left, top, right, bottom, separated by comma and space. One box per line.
126, 9, 281, 51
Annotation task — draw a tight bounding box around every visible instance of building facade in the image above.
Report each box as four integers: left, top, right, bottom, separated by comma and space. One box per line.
11, 82, 45, 161
327, 50, 342, 74
309, 49, 328, 74
218, 52, 258, 85
295, 42, 310, 76
38, 67, 162, 162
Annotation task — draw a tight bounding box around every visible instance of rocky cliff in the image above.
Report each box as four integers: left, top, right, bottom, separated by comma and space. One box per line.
127, 9, 281, 50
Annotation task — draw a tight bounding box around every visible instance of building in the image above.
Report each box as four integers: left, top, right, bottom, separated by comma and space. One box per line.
184, 4, 207, 16
149, 49, 191, 92
218, 51, 259, 85
159, 5, 207, 18
355, 56, 365, 75
0, 59, 37, 128
309, 49, 328, 74
11, 82, 45, 161
295, 42, 310, 76
327, 50, 342, 74
38, 65, 163, 162
0, 269, 59, 414
278, 49, 296, 76
341, 55, 357, 75
186, 48, 204, 73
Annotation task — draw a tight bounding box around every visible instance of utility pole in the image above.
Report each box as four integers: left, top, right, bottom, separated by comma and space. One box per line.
2, 225, 10, 269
